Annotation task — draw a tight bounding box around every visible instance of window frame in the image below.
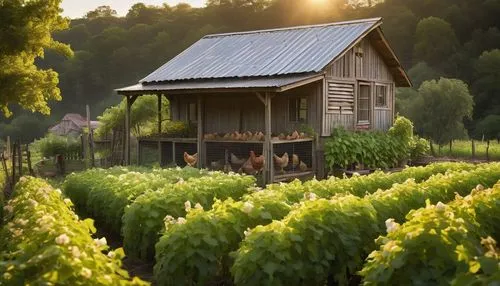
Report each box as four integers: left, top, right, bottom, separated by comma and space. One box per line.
357, 82, 371, 125
288, 96, 308, 123
375, 83, 389, 108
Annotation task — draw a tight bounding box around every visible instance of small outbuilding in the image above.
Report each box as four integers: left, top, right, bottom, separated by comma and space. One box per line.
117, 17, 411, 183
49, 114, 99, 137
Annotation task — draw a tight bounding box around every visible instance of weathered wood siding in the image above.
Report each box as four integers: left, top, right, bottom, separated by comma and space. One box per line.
323, 36, 396, 136
169, 81, 322, 135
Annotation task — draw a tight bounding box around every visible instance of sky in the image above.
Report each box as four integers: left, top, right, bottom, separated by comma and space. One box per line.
61, 0, 205, 18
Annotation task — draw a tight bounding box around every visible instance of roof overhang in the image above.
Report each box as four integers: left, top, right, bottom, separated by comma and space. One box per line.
368, 28, 412, 87
116, 73, 324, 96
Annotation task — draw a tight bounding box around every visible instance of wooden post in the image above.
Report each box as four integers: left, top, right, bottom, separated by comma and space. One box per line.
486, 140, 490, 161
158, 94, 162, 166
86, 105, 95, 168
264, 92, 272, 184
197, 95, 204, 168
26, 144, 34, 176
471, 139, 476, 159
124, 95, 138, 165
11, 142, 16, 185
17, 141, 22, 178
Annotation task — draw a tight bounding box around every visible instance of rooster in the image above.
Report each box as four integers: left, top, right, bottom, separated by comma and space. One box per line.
183, 152, 198, 167
249, 151, 265, 173
273, 152, 289, 173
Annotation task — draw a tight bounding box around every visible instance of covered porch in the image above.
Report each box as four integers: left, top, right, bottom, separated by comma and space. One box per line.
117, 74, 323, 184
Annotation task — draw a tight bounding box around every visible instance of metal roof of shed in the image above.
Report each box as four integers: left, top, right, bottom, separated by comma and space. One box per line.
140, 18, 382, 83
118, 74, 323, 94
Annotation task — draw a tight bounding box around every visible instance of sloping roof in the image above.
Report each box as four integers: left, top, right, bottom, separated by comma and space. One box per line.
118, 74, 323, 94
118, 18, 411, 95
141, 18, 382, 83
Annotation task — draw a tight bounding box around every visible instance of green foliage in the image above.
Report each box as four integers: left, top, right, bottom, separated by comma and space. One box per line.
472, 49, 500, 119
63, 166, 207, 235
407, 62, 442, 88
0, 177, 147, 285
31, 134, 81, 158
95, 95, 169, 137
411, 78, 474, 145
153, 162, 474, 285
439, 140, 500, 161
0, 114, 55, 144
0, 0, 73, 117
231, 163, 500, 285
414, 17, 458, 66
360, 183, 500, 285
325, 116, 416, 170
123, 173, 256, 261
475, 114, 500, 140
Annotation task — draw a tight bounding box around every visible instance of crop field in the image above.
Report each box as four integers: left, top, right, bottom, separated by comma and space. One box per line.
438, 140, 500, 161
1, 163, 499, 285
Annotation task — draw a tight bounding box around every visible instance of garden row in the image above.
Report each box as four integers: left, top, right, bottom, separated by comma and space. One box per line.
62, 161, 485, 285
360, 182, 500, 285
230, 163, 500, 285
0, 177, 148, 285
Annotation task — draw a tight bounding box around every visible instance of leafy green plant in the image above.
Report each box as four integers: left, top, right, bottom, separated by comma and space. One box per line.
231, 163, 500, 285
152, 162, 475, 285
123, 172, 256, 261
63, 166, 207, 235
325, 116, 419, 170
31, 134, 81, 158
0, 177, 148, 285
360, 183, 500, 285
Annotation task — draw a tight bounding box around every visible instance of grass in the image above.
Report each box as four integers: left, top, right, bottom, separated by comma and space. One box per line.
436, 140, 500, 161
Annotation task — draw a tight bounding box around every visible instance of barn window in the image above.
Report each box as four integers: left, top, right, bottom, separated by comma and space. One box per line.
375, 84, 388, 107
357, 83, 371, 124
289, 97, 308, 123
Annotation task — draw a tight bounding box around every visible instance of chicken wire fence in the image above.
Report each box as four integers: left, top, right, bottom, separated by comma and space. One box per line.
138, 140, 159, 167
272, 140, 313, 174
205, 141, 264, 172
138, 140, 197, 167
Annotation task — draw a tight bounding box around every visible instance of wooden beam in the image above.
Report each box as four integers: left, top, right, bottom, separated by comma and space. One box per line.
158, 94, 162, 166
197, 95, 204, 168
263, 92, 272, 184
124, 95, 137, 165
255, 92, 266, 105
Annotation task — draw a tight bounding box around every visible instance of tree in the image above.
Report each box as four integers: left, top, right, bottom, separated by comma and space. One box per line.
85, 6, 117, 19
411, 78, 474, 147
0, 0, 72, 117
475, 115, 500, 141
472, 49, 500, 119
414, 17, 458, 68
96, 95, 169, 138
407, 62, 441, 88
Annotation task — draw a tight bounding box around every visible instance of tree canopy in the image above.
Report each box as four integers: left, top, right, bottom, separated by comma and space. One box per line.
0, 0, 72, 117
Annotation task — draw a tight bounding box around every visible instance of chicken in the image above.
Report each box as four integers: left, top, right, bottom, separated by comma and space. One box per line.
287, 131, 300, 140
238, 158, 256, 175
278, 133, 286, 140
210, 160, 224, 171
292, 154, 300, 168
273, 152, 289, 173
183, 152, 198, 167
299, 161, 308, 172
249, 151, 265, 173
230, 153, 247, 166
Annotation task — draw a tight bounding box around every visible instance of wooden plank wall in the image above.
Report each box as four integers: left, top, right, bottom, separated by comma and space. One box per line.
169, 81, 322, 136
323, 35, 396, 136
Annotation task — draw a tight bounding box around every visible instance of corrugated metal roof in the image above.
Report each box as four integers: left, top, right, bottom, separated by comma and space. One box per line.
140, 18, 382, 83
117, 74, 323, 94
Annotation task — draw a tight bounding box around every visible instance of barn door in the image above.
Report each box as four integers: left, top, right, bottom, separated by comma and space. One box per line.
357, 82, 371, 128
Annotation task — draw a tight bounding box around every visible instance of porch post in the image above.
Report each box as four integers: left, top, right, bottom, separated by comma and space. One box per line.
197, 95, 204, 168
157, 94, 162, 166
264, 92, 272, 184
125, 96, 131, 165
125, 95, 138, 165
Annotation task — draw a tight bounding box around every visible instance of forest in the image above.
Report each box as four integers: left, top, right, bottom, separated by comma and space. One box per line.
1, 0, 500, 143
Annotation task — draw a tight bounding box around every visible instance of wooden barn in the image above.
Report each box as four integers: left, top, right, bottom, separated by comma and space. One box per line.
117, 17, 411, 183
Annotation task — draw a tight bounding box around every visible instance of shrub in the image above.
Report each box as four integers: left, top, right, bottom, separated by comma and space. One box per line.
32, 134, 81, 158
0, 177, 148, 285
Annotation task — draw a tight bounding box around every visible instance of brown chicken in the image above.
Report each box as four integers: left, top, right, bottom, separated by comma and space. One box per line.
184, 152, 198, 167
238, 158, 256, 175
292, 154, 300, 168
273, 152, 289, 173
249, 151, 265, 173
286, 130, 300, 140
